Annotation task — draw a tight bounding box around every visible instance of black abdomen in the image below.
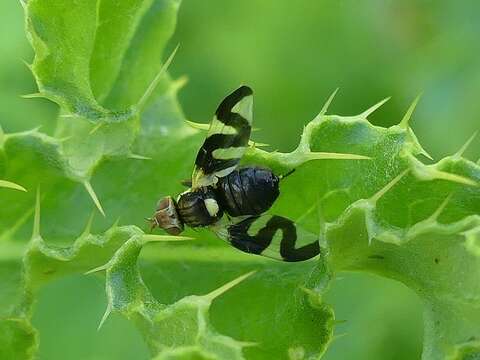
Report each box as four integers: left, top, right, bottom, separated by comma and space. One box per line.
216, 167, 280, 217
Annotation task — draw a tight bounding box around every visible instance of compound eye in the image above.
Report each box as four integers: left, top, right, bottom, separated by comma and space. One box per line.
156, 197, 172, 211
164, 226, 182, 236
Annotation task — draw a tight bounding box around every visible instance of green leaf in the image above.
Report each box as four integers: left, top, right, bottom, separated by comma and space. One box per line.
89, 235, 335, 359
0, 0, 479, 359
23, 0, 180, 123
3, 1, 333, 359
243, 98, 480, 358
0, 318, 37, 360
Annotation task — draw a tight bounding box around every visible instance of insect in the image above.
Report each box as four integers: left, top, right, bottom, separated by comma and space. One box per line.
149, 86, 320, 262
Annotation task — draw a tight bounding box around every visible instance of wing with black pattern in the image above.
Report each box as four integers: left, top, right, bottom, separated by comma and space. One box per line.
191, 86, 253, 189
213, 215, 320, 262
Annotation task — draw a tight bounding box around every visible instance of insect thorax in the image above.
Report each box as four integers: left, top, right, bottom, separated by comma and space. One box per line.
176, 187, 223, 227
215, 167, 280, 217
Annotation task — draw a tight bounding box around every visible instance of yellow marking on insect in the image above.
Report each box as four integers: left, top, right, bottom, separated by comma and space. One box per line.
192, 165, 238, 188
186, 119, 260, 133
204, 198, 220, 217
191, 168, 209, 188
231, 94, 253, 123
212, 147, 245, 160
207, 121, 239, 136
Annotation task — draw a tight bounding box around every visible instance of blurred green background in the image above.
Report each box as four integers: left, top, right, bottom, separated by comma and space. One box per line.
2, 0, 479, 359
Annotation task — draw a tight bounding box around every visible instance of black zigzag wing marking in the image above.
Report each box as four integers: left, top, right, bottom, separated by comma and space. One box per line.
226, 215, 320, 262
192, 86, 253, 188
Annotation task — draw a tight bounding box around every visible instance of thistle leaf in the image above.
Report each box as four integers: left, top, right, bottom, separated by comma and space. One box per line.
0, 0, 479, 359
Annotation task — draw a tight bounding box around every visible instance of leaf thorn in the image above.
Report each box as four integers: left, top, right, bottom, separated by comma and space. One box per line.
370, 169, 409, 204
171, 75, 189, 93
331, 332, 348, 342
83, 181, 106, 217
248, 140, 269, 148
112, 217, 121, 228
137, 44, 179, 111
204, 270, 256, 302
58, 136, 73, 143
399, 93, 422, 129
0, 180, 27, 192
318, 88, 339, 117
305, 152, 371, 161
429, 193, 453, 222
128, 153, 151, 160
360, 97, 391, 118
82, 211, 95, 236
239, 341, 260, 348
32, 187, 41, 238
89, 123, 104, 135
21, 58, 32, 71
85, 262, 110, 275
454, 131, 478, 159
30, 125, 42, 133
97, 303, 112, 331
21, 93, 44, 99
184, 119, 210, 131
429, 168, 478, 187
141, 234, 194, 244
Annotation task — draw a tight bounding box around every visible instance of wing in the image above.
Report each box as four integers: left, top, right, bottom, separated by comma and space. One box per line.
191, 86, 253, 189
212, 215, 320, 262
